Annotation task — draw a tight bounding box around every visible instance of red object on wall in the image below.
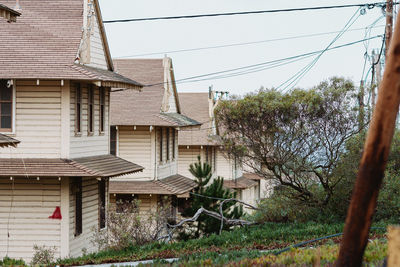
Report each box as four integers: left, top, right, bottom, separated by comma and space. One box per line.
49, 206, 62, 219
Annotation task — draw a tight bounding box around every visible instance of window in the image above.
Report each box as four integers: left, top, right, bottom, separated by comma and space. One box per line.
74, 178, 82, 236
88, 86, 94, 134
110, 126, 117, 155
116, 194, 137, 213
99, 88, 105, 133
172, 129, 176, 159
0, 80, 13, 132
166, 128, 170, 161
159, 128, 163, 162
99, 179, 106, 229
75, 84, 82, 134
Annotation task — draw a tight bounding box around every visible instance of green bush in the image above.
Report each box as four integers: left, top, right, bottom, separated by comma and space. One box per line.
254, 130, 400, 223
0, 257, 26, 267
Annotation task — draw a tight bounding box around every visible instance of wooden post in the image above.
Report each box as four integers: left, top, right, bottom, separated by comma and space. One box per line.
337, 9, 400, 267
388, 226, 400, 267
371, 50, 376, 111
359, 80, 365, 130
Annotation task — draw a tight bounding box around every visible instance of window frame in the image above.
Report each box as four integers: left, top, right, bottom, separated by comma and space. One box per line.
74, 178, 83, 236
110, 126, 117, 156
99, 87, 105, 134
159, 128, 163, 162
75, 84, 82, 135
88, 86, 94, 135
98, 179, 106, 229
166, 128, 170, 161
172, 128, 176, 159
0, 80, 16, 134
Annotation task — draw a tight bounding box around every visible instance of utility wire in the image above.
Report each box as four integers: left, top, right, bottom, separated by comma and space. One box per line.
143, 35, 382, 87
103, 2, 394, 23
276, 8, 362, 92
115, 25, 385, 58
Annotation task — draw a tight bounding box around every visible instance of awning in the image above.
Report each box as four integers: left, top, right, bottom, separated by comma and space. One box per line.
0, 155, 143, 178
0, 134, 20, 148
224, 176, 258, 190
110, 174, 197, 198
71, 154, 144, 178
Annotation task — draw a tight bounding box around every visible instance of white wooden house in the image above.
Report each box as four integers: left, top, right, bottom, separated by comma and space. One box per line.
178, 91, 267, 209
109, 58, 200, 217
0, 0, 144, 262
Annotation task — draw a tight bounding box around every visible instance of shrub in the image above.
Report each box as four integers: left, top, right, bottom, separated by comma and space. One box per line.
92, 198, 172, 251
31, 245, 57, 266
0, 257, 26, 267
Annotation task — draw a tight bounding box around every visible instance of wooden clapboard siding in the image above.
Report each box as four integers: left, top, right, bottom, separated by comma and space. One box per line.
0, 80, 62, 158
87, 6, 108, 70
177, 147, 203, 179
70, 85, 110, 158
114, 126, 152, 180
0, 178, 61, 263
110, 194, 158, 214
69, 177, 99, 257
216, 148, 234, 180
157, 127, 177, 180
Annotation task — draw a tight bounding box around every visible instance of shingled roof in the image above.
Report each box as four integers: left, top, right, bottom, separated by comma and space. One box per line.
109, 174, 197, 198
178, 93, 218, 146
0, 155, 144, 178
0, 0, 141, 89
224, 176, 258, 190
0, 3, 20, 22
0, 133, 20, 148
111, 59, 200, 127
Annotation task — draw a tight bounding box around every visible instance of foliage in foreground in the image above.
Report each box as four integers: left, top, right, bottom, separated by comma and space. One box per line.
0, 256, 26, 267
145, 239, 386, 266
180, 156, 243, 239
55, 221, 388, 266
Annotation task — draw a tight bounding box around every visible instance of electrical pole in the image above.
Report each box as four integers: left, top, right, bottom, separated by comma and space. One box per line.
371, 50, 377, 111
359, 80, 365, 130
337, 8, 400, 267
385, 0, 394, 57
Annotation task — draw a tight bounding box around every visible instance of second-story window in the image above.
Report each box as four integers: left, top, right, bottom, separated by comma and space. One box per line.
75, 84, 82, 134
172, 129, 176, 159
166, 128, 170, 161
99, 88, 105, 133
0, 80, 13, 132
110, 126, 117, 155
88, 86, 94, 134
159, 128, 163, 162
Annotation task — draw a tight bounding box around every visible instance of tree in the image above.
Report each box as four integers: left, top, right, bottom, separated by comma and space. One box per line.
215, 77, 363, 208
181, 156, 243, 238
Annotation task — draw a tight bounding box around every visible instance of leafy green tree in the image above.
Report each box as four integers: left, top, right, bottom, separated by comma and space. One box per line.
181, 156, 243, 238
215, 77, 363, 208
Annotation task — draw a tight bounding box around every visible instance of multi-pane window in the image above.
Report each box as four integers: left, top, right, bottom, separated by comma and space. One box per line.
99, 179, 106, 229
75, 85, 82, 134
166, 128, 170, 161
172, 129, 176, 159
159, 128, 163, 162
116, 194, 137, 213
74, 178, 82, 236
88, 86, 94, 134
99, 87, 105, 133
0, 80, 13, 132
110, 126, 117, 155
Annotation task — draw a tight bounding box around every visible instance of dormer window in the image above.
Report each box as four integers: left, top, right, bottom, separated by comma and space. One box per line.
0, 80, 14, 132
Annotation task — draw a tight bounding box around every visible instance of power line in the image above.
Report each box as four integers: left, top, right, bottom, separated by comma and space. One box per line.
143, 35, 382, 87
103, 2, 394, 23
114, 25, 385, 58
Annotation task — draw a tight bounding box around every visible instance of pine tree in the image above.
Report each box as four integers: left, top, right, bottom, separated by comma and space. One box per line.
181, 156, 243, 238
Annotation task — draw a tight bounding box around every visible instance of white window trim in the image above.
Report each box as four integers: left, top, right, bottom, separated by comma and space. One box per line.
0, 80, 16, 135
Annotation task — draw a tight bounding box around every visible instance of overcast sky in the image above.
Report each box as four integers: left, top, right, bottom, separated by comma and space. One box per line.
99, 0, 396, 96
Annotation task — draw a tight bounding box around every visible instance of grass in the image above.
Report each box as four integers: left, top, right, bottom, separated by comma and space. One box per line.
55, 221, 388, 266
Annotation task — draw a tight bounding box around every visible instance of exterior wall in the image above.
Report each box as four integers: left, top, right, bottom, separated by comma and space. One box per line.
156, 127, 178, 180
86, 0, 108, 70
0, 177, 61, 263
0, 80, 62, 158
69, 84, 110, 158
69, 177, 100, 257
115, 126, 153, 180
